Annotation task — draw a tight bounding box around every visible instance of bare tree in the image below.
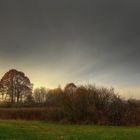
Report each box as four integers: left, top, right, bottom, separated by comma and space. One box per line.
34, 87, 48, 103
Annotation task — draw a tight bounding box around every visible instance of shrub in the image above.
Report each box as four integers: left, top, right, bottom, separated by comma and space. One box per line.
0, 84, 139, 126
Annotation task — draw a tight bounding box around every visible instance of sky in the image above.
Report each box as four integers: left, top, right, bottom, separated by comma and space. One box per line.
0, 0, 140, 99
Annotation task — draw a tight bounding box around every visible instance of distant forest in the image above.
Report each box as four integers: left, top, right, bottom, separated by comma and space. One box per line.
0, 69, 139, 126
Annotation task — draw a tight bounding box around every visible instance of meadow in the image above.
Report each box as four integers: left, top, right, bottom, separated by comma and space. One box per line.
0, 120, 139, 140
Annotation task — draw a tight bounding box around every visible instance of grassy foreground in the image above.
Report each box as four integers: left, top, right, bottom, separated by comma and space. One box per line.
0, 120, 139, 140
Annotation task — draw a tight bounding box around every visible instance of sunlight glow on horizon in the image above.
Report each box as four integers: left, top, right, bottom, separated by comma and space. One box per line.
0, 67, 140, 99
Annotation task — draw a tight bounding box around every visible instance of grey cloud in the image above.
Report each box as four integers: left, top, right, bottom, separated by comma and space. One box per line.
0, 0, 140, 97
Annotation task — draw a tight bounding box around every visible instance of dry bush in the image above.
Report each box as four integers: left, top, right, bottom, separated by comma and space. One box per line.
0, 84, 139, 126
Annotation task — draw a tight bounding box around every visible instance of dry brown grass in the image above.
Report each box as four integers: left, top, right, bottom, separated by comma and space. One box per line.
0, 108, 47, 120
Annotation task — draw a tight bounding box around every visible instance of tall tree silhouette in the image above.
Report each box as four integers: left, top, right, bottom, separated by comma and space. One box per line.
0, 69, 33, 103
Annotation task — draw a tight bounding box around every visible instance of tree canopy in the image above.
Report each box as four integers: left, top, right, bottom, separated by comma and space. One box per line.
0, 69, 33, 103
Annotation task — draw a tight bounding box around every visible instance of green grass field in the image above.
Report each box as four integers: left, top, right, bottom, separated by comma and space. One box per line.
0, 120, 139, 140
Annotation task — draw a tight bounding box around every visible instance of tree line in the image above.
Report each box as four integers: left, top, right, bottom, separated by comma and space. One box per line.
0, 69, 139, 126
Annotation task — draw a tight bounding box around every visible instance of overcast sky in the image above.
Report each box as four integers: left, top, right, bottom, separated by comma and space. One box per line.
0, 0, 140, 98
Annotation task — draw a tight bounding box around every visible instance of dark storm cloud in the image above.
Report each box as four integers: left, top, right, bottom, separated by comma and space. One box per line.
0, 0, 140, 97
